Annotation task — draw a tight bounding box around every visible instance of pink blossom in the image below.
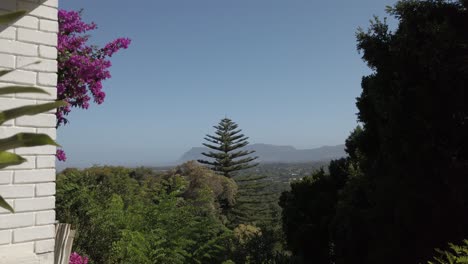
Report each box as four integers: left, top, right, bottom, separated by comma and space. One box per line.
69, 252, 88, 264
56, 9, 131, 161
56, 149, 67, 162
57, 9, 131, 127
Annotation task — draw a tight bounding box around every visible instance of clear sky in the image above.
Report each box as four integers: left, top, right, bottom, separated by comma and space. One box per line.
58, 0, 398, 168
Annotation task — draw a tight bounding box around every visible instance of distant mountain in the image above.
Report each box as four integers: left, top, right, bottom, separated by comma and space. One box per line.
179, 143, 346, 163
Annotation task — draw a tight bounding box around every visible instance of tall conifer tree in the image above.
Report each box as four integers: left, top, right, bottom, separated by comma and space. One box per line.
198, 118, 258, 178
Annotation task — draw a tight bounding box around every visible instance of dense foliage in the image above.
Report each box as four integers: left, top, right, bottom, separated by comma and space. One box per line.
428, 240, 468, 264
279, 0, 468, 263
57, 162, 289, 263
198, 118, 258, 177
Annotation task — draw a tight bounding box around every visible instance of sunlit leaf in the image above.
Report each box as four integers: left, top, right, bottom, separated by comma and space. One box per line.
0, 86, 50, 96
0, 151, 26, 169
0, 70, 12, 78
0, 10, 26, 25
0, 101, 67, 125
0, 133, 60, 151
0, 196, 14, 213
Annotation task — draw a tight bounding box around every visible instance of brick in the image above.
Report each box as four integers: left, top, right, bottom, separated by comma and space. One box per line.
0, 252, 41, 264
35, 183, 55, 196
0, 242, 34, 256
0, 97, 35, 111
37, 72, 56, 86
0, 26, 16, 40
18, 2, 57, 20
0, 69, 36, 85
39, 45, 57, 59
0, 230, 11, 245
35, 239, 54, 253
14, 197, 55, 212
0, 171, 12, 185
13, 225, 54, 242
14, 169, 55, 183
0, 39, 38, 56
0, 54, 15, 68
35, 210, 55, 225
16, 113, 56, 128
15, 144, 56, 155
36, 156, 55, 168
18, 28, 57, 46
39, 19, 58, 33
2, 120, 13, 126
42, 0, 58, 8
37, 251, 54, 264
17, 57, 57, 72
0, 126, 36, 138
0, 212, 34, 229
0, 184, 34, 198
14, 15, 39, 29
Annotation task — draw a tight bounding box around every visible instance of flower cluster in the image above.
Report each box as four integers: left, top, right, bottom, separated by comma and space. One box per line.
57, 9, 131, 125
56, 10, 130, 160
56, 149, 67, 162
69, 252, 88, 264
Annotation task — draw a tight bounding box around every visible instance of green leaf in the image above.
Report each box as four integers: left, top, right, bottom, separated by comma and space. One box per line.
0, 100, 67, 125
0, 196, 14, 213
0, 151, 26, 169
0, 10, 27, 25
0, 133, 60, 152
0, 86, 51, 96
0, 70, 13, 78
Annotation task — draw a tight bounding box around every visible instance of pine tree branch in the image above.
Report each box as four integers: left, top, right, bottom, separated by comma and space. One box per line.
227, 141, 249, 151
228, 129, 242, 137
197, 159, 219, 166
205, 134, 222, 142
229, 150, 256, 159
230, 157, 258, 166
202, 143, 224, 152
231, 136, 249, 144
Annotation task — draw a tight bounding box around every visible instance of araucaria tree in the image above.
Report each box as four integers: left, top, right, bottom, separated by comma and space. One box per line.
198, 118, 258, 177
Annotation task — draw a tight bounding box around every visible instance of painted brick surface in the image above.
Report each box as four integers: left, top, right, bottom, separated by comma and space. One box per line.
14, 197, 55, 212
35, 210, 55, 226
34, 239, 54, 253
0, 230, 12, 245
0, 0, 58, 262
13, 225, 55, 243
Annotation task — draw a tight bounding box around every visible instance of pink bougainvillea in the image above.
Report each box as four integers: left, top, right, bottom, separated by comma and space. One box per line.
69, 252, 88, 264
56, 10, 131, 160
56, 149, 67, 162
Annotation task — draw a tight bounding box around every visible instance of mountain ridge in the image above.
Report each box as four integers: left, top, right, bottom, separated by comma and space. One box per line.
179, 143, 346, 163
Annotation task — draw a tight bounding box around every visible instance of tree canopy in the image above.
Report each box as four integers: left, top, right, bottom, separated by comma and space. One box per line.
280, 0, 468, 263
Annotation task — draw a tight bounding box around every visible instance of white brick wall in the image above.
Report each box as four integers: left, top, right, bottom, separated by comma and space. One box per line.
0, 0, 58, 263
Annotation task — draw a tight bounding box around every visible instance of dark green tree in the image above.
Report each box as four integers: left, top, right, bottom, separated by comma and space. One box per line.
228, 175, 278, 226
198, 118, 258, 178
326, 1, 468, 263
279, 159, 350, 264
349, 1, 468, 263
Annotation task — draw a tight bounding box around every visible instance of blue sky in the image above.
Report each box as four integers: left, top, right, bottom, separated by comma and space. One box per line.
58, 0, 398, 168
